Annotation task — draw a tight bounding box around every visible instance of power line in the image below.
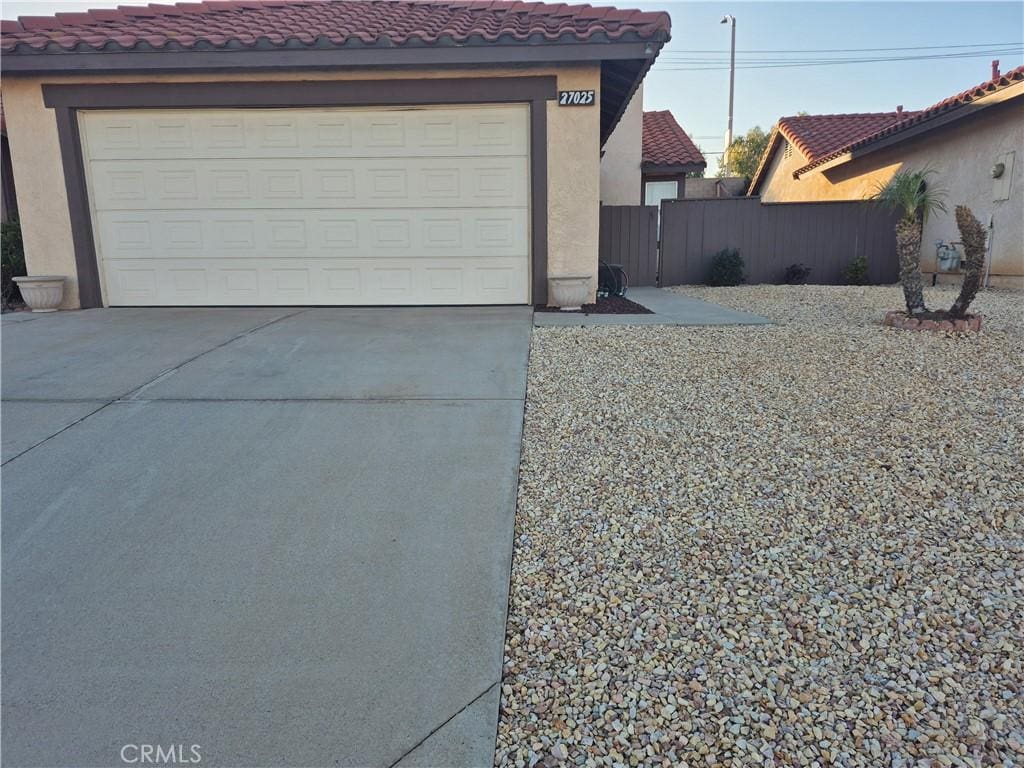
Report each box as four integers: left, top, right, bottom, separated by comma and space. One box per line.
658, 48, 1020, 63
658, 49, 1022, 72
662, 56, 1020, 69
659, 42, 1021, 55
660, 51, 1020, 65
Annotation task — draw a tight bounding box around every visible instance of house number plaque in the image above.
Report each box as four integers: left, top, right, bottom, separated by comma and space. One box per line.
558, 90, 596, 106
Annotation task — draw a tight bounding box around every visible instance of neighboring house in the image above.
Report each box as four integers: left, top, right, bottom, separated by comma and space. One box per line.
640, 109, 706, 208
599, 84, 645, 205
0, 0, 671, 309
599, 96, 705, 206
1, 98, 17, 223
748, 110, 922, 198
749, 65, 1024, 287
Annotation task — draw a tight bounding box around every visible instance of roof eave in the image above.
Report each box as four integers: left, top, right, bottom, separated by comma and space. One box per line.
600, 36, 665, 146
746, 125, 781, 195
5, 33, 668, 148
0, 33, 669, 74
794, 151, 852, 179
641, 161, 705, 174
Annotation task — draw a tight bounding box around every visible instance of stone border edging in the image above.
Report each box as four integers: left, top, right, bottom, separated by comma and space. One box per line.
883, 311, 983, 332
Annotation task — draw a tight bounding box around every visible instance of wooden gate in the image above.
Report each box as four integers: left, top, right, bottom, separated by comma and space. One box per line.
598, 205, 659, 287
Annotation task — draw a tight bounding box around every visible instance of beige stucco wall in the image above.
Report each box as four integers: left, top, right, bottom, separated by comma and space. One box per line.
1, 78, 76, 305
2, 63, 601, 307
758, 136, 901, 203
546, 67, 601, 292
758, 90, 1024, 285
599, 83, 642, 205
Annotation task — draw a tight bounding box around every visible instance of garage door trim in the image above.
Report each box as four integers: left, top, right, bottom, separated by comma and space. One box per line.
45, 76, 555, 308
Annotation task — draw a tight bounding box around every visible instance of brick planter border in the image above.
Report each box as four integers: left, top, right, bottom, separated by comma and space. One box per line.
883, 311, 983, 333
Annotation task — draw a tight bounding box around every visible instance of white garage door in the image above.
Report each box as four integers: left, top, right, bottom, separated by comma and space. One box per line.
79, 106, 530, 306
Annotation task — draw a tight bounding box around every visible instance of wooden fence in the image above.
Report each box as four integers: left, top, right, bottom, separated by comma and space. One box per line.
598, 205, 659, 286
658, 197, 900, 286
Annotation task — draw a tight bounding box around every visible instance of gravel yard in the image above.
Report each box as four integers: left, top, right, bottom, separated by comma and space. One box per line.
497, 285, 1023, 767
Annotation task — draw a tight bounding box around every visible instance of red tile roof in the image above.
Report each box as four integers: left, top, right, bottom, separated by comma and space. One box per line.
777, 111, 916, 163
747, 110, 918, 193
793, 64, 1024, 177
642, 109, 705, 168
1, 0, 670, 53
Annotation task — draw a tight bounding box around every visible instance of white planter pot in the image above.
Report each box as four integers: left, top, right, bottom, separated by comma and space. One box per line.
548, 276, 591, 311
13, 275, 65, 312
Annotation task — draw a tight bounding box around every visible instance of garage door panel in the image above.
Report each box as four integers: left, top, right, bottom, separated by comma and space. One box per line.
95, 209, 529, 259
82, 105, 530, 306
87, 157, 529, 210
101, 258, 528, 305
81, 107, 529, 160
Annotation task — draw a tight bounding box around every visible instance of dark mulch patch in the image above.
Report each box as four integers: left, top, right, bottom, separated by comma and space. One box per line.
536, 294, 653, 315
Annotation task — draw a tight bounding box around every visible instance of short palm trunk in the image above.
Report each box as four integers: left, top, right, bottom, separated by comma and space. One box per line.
895, 216, 926, 315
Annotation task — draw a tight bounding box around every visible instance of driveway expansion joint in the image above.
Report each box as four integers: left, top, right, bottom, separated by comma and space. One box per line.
0, 401, 114, 466
122, 309, 308, 401
1, 398, 114, 403
0, 312, 47, 324
1, 310, 307, 464
387, 680, 499, 768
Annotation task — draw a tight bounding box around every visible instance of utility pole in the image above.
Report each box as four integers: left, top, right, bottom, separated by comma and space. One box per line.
721, 14, 736, 176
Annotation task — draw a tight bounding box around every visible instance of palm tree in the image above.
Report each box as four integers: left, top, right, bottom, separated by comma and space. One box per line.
873, 168, 947, 315
950, 205, 986, 318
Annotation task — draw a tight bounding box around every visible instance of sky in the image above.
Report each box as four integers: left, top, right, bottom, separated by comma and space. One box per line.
3, 0, 1022, 169
627, 2, 1023, 164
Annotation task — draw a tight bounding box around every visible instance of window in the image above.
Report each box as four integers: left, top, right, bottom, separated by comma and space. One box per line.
644, 180, 678, 207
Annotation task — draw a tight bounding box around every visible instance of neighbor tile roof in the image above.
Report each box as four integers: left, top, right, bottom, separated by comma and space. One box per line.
777, 111, 917, 164
746, 110, 916, 194
1, 0, 671, 53
642, 110, 705, 168
793, 64, 1024, 177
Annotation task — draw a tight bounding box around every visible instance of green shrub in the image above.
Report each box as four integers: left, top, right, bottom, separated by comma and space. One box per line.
707, 248, 745, 286
842, 255, 870, 285
782, 263, 812, 285
1, 218, 26, 308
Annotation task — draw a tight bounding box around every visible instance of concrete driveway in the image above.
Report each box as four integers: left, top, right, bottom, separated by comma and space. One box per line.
1, 306, 531, 768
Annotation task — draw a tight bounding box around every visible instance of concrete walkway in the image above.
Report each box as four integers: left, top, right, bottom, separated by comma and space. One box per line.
1, 306, 531, 768
534, 286, 770, 327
